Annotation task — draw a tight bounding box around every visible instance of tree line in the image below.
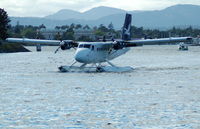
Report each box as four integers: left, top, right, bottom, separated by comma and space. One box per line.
8, 24, 200, 41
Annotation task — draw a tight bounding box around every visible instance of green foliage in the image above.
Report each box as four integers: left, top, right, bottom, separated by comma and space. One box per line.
94, 29, 106, 36
70, 23, 75, 29
62, 28, 74, 40
75, 24, 82, 29
83, 25, 90, 30
55, 26, 61, 30
108, 22, 114, 31
7, 20, 200, 41
78, 36, 93, 42
167, 26, 200, 37
52, 24, 120, 40
0, 41, 30, 53
39, 24, 46, 29
131, 26, 200, 39
62, 32, 74, 40
8, 25, 45, 39
93, 24, 117, 39
61, 25, 69, 30
0, 8, 10, 40
98, 24, 109, 32
54, 32, 62, 40
21, 28, 37, 38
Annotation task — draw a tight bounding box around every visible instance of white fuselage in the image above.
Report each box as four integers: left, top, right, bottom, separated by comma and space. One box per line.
74, 42, 130, 64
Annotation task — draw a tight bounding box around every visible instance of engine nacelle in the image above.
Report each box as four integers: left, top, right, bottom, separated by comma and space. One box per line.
113, 41, 124, 50
60, 40, 74, 50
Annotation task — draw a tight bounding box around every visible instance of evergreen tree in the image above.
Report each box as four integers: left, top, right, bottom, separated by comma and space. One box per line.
61, 25, 69, 30
75, 24, 82, 29
98, 24, 109, 32
39, 24, 46, 30
55, 26, 61, 30
62, 27, 74, 40
83, 25, 90, 30
0, 8, 10, 40
108, 22, 114, 31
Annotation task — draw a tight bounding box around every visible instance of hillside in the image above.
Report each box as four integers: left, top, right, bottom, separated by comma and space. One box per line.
10, 4, 200, 29
132, 4, 200, 28
45, 6, 126, 20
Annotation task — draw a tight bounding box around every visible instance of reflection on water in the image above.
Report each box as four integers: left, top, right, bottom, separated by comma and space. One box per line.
0, 45, 200, 128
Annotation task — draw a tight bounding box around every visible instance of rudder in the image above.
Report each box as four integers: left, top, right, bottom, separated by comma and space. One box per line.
122, 13, 132, 41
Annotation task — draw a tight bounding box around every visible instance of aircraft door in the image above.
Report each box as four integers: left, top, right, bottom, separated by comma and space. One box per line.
87, 45, 95, 62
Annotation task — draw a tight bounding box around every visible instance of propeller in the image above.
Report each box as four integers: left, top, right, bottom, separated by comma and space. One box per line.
113, 41, 124, 50
54, 45, 61, 53
54, 40, 78, 53
113, 41, 141, 50
54, 32, 63, 54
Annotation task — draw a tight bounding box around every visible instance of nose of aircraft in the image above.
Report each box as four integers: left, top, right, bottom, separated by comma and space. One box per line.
75, 49, 89, 63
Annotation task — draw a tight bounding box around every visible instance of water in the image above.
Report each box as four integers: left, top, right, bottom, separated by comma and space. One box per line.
0, 45, 200, 129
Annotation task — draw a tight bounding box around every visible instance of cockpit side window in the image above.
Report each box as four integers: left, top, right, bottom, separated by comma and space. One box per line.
79, 44, 91, 48
79, 44, 84, 48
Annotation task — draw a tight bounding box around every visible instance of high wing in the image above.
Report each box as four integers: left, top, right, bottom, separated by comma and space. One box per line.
123, 37, 193, 47
6, 38, 79, 53
6, 38, 61, 45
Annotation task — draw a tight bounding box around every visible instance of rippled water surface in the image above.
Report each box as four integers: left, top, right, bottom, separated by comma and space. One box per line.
1, 45, 200, 129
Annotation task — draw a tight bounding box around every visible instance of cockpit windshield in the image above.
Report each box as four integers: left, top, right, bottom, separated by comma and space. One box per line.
79, 44, 91, 48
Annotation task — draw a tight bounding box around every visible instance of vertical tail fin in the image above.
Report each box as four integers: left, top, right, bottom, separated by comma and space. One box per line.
122, 13, 132, 41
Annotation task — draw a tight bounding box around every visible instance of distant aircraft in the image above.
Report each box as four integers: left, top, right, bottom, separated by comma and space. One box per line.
6, 14, 193, 72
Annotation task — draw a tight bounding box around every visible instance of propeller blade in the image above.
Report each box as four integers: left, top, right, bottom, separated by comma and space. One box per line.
54, 46, 61, 54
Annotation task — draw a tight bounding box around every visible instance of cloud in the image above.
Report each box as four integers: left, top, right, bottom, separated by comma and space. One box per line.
1, 0, 101, 17
92, 0, 200, 11
1, 0, 200, 17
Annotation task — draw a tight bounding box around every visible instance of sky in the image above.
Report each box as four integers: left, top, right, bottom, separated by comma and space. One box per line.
1, 0, 200, 17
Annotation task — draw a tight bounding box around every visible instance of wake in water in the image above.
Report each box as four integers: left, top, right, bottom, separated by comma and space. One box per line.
135, 66, 192, 71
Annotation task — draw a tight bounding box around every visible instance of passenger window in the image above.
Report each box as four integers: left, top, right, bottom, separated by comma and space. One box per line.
84, 44, 91, 48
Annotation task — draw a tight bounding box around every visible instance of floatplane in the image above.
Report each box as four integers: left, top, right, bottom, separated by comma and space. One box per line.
6, 14, 193, 72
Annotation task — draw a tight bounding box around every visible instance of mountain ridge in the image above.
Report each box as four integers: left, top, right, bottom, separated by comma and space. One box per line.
45, 6, 127, 20
10, 4, 200, 29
